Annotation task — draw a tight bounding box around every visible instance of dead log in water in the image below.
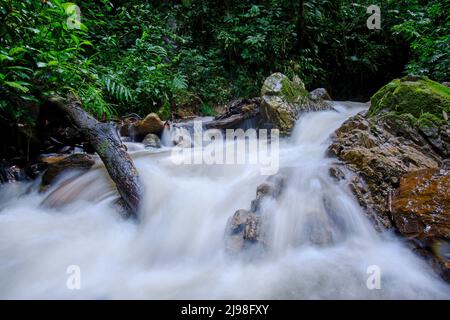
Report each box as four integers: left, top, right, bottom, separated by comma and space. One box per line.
48, 94, 143, 217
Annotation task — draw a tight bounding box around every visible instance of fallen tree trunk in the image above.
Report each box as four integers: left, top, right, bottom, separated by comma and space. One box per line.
49, 94, 143, 217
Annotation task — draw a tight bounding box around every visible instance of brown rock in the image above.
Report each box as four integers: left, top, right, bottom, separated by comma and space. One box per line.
330, 110, 450, 281
392, 165, 450, 281
134, 113, 163, 137
329, 165, 346, 181
225, 174, 286, 253
329, 112, 441, 229
392, 167, 449, 240
40, 153, 95, 188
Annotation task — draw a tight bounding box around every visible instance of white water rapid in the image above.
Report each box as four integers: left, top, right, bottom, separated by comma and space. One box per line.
0, 102, 449, 299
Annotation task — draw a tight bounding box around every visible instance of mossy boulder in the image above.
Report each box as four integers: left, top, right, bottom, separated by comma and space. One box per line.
369, 76, 450, 120
260, 73, 330, 135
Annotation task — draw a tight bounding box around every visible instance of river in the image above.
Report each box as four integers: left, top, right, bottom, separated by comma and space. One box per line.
0, 102, 448, 299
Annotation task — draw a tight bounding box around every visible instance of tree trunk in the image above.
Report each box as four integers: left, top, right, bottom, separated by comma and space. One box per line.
295, 0, 306, 51
49, 94, 143, 217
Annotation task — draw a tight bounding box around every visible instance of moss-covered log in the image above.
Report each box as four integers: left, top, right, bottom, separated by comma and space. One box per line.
49, 94, 143, 217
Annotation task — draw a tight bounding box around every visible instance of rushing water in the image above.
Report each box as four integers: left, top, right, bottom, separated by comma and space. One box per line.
0, 102, 448, 299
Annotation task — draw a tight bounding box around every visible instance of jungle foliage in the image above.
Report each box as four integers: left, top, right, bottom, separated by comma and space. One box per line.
0, 0, 449, 122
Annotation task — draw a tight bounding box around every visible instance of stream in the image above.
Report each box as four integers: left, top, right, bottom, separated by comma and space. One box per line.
0, 102, 448, 299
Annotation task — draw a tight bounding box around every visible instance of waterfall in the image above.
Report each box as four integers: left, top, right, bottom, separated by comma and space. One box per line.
0, 102, 448, 299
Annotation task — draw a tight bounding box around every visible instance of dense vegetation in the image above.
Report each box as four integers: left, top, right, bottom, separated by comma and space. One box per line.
0, 0, 449, 124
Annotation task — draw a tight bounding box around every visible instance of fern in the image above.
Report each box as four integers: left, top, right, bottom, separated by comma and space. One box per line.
171, 74, 188, 91
78, 85, 115, 119
147, 45, 167, 58
101, 75, 134, 102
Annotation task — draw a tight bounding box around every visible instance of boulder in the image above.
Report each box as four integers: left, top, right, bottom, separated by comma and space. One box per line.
134, 113, 164, 136
310, 88, 332, 101
224, 209, 261, 251
40, 153, 95, 188
260, 73, 330, 135
369, 75, 450, 120
142, 133, 161, 148
330, 90, 449, 281
225, 174, 286, 253
392, 165, 449, 240
120, 113, 164, 139
329, 112, 442, 229
392, 163, 450, 281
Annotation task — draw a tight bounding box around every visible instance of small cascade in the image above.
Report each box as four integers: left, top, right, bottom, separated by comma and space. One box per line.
0, 102, 448, 299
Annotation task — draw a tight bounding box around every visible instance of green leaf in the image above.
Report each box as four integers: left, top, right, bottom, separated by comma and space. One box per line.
0, 54, 13, 62
8, 66, 33, 73
25, 28, 40, 34
4, 81, 30, 93
9, 47, 27, 56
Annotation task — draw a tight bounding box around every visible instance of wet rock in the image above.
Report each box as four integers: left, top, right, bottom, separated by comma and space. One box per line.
204, 98, 264, 131
392, 164, 450, 281
310, 88, 332, 101
142, 133, 161, 148
119, 113, 164, 139
134, 113, 164, 136
243, 213, 260, 242
225, 174, 286, 253
260, 73, 330, 135
392, 166, 449, 240
330, 100, 449, 280
40, 153, 95, 189
329, 165, 346, 181
250, 176, 285, 212
329, 111, 443, 229
0, 161, 26, 183
307, 221, 334, 246
225, 209, 251, 252
419, 123, 450, 158
227, 209, 251, 234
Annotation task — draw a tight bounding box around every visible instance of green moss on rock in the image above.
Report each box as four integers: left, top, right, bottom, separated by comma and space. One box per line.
417, 112, 444, 128
369, 76, 450, 120
260, 72, 308, 103
280, 77, 309, 104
